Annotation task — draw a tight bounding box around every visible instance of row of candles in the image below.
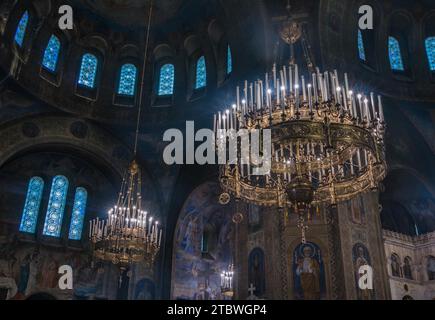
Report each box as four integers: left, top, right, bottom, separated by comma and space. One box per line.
213, 63, 385, 132
220, 267, 234, 290
232, 144, 371, 183
89, 205, 162, 248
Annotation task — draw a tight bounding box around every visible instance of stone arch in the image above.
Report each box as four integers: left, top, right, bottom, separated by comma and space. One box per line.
0, 116, 131, 175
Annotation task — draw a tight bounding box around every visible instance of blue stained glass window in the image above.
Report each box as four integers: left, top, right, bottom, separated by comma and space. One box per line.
43, 176, 69, 237
227, 45, 233, 74
425, 37, 435, 71
78, 53, 98, 88
19, 177, 44, 234
358, 30, 366, 61
14, 11, 29, 47
68, 187, 87, 240
388, 36, 405, 71
42, 35, 61, 72
158, 64, 175, 96
118, 63, 137, 96
195, 56, 206, 89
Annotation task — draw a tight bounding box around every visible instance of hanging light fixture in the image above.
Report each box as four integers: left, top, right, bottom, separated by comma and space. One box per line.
89, 1, 162, 268
213, 2, 387, 243
220, 264, 235, 298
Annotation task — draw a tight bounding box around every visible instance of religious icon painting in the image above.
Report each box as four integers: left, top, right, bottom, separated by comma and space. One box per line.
292, 242, 326, 300
352, 243, 375, 300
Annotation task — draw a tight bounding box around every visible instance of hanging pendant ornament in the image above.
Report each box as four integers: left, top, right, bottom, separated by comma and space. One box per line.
219, 192, 231, 205
297, 214, 309, 244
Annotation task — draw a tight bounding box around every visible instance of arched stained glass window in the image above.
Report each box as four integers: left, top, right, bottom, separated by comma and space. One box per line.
78, 53, 98, 88
158, 63, 175, 96
358, 30, 366, 61
68, 187, 87, 240
19, 177, 44, 234
118, 63, 137, 96
425, 37, 435, 71
227, 45, 233, 74
14, 11, 29, 47
42, 35, 61, 72
195, 56, 206, 89
43, 176, 69, 237
388, 36, 405, 71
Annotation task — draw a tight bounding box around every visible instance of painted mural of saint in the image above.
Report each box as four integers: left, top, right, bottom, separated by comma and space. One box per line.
352, 244, 373, 300
296, 246, 320, 299
293, 242, 325, 300
181, 212, 199, 254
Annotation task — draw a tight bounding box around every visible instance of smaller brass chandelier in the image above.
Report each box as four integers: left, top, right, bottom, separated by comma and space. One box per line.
89, 0, 160, 268
221, 264, 235, 298
89, 160, 162, 268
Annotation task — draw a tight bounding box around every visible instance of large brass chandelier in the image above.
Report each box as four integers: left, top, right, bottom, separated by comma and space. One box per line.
89, 0, 161, 267
214, 9, 386, 242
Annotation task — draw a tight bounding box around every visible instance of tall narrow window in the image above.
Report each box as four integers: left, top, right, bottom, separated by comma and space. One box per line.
425, 37, 435, 71
68, 187, 87, 240
118, 63, 137, 96
195, 56, 206, 89
43, 175, 69, 237
42, 35, 61, 72
19, 177, 44, 234
358, 30, 366, 61
158, 63, 175, 96
201, 231, 209, 253
227, 45, 233, 74
78, 53, 98, 88
14, 11, 29, 47
388, 36, 405, 71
